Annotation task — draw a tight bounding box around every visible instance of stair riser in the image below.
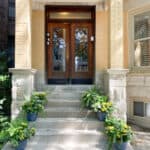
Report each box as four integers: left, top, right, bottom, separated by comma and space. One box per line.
48, 94, 81, 99
34, 122, 104, 131
26, 144, 107, 150
42, 85, 92, 92
47, 101, 81, 108
28, 134, 106, 145
39, 111, 96, 118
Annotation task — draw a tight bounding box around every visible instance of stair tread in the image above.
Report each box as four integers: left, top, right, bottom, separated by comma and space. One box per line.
36, 118, 101, 122
35, 129, 104, 136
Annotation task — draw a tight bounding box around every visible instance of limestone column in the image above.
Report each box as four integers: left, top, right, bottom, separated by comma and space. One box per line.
107, 0, 128, 121
9, 0, 36, 119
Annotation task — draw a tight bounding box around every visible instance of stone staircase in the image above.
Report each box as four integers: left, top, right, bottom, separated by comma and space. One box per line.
26, 85, 108, 150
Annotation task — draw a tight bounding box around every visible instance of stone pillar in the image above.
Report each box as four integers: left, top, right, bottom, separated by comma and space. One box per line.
15, 0, 32, 68
9, 69, 36, 119
107, 0, 128, 121
9, 0, 36, 119
110, 0, 124, 68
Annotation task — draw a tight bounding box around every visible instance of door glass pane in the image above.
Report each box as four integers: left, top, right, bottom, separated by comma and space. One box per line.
52, 27, 66, 72
75, 28, 88, 72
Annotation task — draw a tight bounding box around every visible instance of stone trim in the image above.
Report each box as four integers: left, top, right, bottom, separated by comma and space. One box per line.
9, 68, 37, 75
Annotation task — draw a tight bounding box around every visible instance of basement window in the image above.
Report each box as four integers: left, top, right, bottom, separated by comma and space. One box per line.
133, 101, 150, 117
134, 101, 144, 117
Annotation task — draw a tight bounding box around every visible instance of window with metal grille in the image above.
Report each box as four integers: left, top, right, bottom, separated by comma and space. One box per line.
134, 11, 150, 67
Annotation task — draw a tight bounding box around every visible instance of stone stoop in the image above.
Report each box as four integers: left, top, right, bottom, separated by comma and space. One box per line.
2, 85, 133, 150
26, 85, 109, 149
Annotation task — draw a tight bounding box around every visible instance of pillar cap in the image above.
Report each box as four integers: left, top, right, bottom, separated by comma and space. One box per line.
107, 69, 129, 75
9, 68, 37, 75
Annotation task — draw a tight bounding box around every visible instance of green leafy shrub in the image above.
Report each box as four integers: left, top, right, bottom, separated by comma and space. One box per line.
31, 92, 48, 106
105, 117, 133, 149
92, 101, 114, 114
6, 119, 35, 147
22, 98, 44, 113
0, 116, 10, 149
81, 86, 107, 108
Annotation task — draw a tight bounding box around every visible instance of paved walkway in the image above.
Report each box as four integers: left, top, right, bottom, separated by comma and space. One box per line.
130, 123, 150, 150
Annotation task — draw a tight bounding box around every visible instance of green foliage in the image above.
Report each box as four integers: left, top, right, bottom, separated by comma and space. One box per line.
22, 97, 44, 113
31, 92, 48, 106
81, 86, 107, 108
0, 75, 11, 89
6, 119, 35, 147
92, 101, 114, 114
0, 116, 10, 148
105, 117, 133, 149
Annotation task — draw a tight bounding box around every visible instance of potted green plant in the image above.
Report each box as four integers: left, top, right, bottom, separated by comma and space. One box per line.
22, 98, 44, 121
6, 119, 35, 150
105, 117, 133, 150
81, 86, 105, 109
31, 92, 48, 106
92, 101, 113, 121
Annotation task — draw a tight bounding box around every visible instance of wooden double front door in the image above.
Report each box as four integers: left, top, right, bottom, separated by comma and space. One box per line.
46, 23, 94, 84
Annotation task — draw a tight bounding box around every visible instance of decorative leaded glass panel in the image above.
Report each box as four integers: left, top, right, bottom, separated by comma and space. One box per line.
75, 28, 88, 72
52, 28, 66, 72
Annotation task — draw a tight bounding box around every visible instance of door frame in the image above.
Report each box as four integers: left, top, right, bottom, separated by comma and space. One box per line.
45, 5, 96, 84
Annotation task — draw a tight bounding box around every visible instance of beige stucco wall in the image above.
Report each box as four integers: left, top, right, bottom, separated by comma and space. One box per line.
32, 10, 109, 71
32, 10, 45, 70
96, 11, 109, 70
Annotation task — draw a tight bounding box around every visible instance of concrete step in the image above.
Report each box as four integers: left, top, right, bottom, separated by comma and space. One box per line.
42, 85, 93, 93
26, 130, 107, 147
31, 118, 104, 131
48, 92, 82, 100
47, 100, 81, 108
26, 143, 106, 150
39, 108, 96, 118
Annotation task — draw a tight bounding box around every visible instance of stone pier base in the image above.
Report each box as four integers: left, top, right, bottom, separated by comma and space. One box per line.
107, 69, 129, 121
9, 68, 36, 119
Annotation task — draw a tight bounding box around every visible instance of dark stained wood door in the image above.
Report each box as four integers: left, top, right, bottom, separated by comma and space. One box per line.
46, 23, 94, 84
70, 23, 94, 84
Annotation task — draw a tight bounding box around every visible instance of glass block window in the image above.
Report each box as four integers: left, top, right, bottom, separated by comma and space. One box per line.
134, 11, 150, 66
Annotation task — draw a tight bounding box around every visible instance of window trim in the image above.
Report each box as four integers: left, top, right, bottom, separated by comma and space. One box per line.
128, 5, 150, 71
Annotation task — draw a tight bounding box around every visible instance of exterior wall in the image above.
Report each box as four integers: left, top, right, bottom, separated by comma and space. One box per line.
32, 8, 109, 89
95, 10, 109, 86
124, 0, 150, 128
32, 10, 45, 89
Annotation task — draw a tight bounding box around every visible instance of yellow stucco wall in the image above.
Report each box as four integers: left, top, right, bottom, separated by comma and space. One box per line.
32, 10, 45, 70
